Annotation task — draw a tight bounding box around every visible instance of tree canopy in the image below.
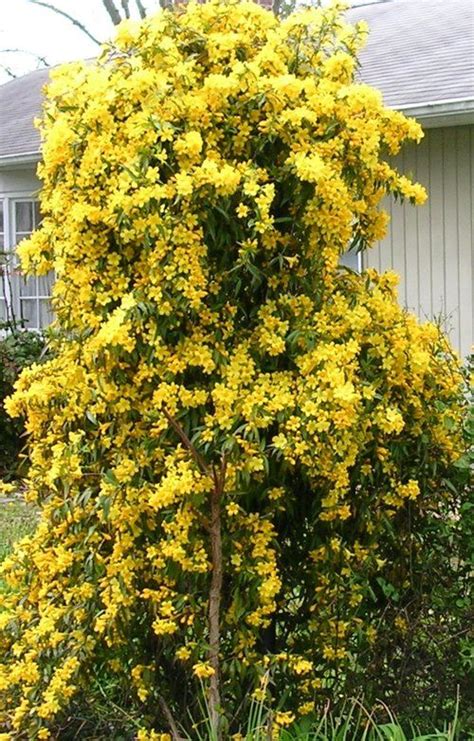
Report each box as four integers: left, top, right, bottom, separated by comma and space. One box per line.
0, 1, 468, 738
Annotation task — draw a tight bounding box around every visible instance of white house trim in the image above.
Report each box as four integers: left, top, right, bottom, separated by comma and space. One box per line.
0, 153, 41, 168
399, 99, 474, 128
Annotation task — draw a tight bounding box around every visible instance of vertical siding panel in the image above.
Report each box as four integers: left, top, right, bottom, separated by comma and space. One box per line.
443, 128, 461, 349
416, 130, 432, 321
428, 128, 446, 328
354, 125, 472, 357
364, 203, 384, 272
385, 197, 395, 273
456, 125, 474, 358
371, 195, 394, 274
391, 149, 408, 304
403, 142, 420, 314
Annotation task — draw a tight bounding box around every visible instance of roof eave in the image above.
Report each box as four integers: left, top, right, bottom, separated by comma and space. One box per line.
1, 99, 473, 168
0, 151, 40, 169
399, 98, 474, 128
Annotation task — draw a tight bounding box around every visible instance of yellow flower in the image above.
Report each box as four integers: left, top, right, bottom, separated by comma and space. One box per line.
236, 203, 249, 218
192, 662, 215, 679
226, 502, 239, 517
175, 645, 191, 661
0, 1, 464, 733
274, 711, 295, 727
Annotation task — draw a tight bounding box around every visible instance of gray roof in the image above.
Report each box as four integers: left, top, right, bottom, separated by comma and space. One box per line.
348, 0, 474, 109
0, 0, 473, 162
0, 67, 50, 161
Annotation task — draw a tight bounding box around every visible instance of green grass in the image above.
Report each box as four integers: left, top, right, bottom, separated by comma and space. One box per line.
180, 688, 465, 741
0, 496, 36, 563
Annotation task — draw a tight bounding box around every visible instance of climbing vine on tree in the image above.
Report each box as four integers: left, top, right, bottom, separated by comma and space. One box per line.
0, 1, 468, 738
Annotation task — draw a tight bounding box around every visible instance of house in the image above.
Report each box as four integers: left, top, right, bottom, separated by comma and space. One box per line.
0, 67, 52, 330
348, 0, 473, 358
0, 0, 472, 355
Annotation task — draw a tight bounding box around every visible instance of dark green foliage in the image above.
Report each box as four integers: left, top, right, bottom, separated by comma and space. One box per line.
344, 357, 473, 731
0, 325, 46, 479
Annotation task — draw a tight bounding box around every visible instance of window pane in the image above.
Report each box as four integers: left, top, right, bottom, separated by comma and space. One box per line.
20, 275, 37, 297
8, 201, 54, 329
0, 201, 3, 232
33, 201, 43, 227
19, 299, 37, 329
15, 202, 33, 233
40, 300, 54, 327
38, 272, 54, 297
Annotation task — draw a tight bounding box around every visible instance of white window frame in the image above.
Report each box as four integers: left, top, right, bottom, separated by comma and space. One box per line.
0, 192, 53, 331
0, 193, 14, 327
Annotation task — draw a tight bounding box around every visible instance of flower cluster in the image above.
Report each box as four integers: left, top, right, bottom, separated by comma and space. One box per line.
0, 1, 466, 737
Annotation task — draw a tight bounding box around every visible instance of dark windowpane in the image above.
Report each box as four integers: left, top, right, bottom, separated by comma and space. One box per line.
20, 275, 37, 298
0, 201, 3, 232
15, 202, 33, 233
38, 272, 54, 297
33, 201, 43, 227
40, 300, 54, 327
19, 299, 37, 329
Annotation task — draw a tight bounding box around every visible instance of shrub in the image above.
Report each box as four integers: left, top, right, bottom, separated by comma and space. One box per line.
348, 358, 473, 731
0, 1, 470, 738
0, 325, 45, 480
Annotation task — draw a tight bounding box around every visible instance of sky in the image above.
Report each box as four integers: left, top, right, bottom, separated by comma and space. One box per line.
0, 0, 160, 82
0, 0, 379, 83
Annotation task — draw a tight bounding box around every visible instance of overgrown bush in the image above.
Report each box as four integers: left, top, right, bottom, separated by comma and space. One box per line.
345, 362, 473, 730
0, 1, 471, 739
0, 325, 45, 480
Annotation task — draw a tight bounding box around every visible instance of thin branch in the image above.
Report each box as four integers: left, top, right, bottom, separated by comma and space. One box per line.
134, 0, 147, 18
158, 695, 184, 741
102, 0, 123, 25
0, 63, 17, 79
162, 407, 209, 476
120, 0, 131, 18
28, 0, 102, 45
1, 48, 49, 67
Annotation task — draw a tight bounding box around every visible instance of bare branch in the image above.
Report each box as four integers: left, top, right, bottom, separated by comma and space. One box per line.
0, 64, 16, 79
102, 0, 123, 25
134, 0, 147, 18
272, 0, 282, 16
28, 0, 102, 45
120, 0, 131, 19
2, 48, 49, 67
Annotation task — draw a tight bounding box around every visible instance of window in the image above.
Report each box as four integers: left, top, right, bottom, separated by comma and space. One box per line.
0, 197, 54, 330
0, 201, 7, 323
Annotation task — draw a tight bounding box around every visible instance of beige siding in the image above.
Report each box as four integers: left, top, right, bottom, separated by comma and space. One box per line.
363, 125, 473, 359
0, 166, 40, 195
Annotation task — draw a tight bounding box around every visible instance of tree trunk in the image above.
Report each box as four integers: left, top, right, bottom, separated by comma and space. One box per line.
208, 465, 224, 740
